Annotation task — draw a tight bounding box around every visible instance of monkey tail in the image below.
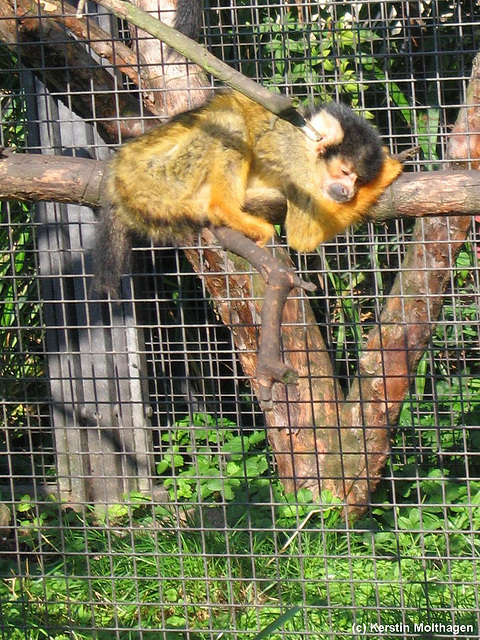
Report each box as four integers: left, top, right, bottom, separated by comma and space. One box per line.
93, 204, 132, 298
165, 0, 202, 62
174, 0, 203, 39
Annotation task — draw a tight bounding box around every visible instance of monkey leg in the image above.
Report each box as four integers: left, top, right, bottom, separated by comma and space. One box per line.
207, 150, 275, 244
210, 203, 275, 245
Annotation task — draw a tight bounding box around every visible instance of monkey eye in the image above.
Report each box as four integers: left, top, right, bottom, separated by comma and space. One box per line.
340, 167, 351, 176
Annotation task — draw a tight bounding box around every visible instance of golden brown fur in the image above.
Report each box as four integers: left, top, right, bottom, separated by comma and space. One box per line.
96, 90, 403, 294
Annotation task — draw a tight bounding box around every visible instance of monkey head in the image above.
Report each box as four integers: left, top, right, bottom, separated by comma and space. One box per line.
307, 101, 386, 204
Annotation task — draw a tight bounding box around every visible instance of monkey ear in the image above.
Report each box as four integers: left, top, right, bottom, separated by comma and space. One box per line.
315, 137, 334, 155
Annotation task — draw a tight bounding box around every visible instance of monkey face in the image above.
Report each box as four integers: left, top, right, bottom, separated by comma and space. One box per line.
322, 156, 358, 203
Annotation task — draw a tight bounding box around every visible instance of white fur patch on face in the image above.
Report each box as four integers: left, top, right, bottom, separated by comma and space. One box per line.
308, 110, 345, 154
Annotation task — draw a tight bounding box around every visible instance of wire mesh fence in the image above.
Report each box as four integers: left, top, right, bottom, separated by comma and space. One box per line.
1, 0, 480, 638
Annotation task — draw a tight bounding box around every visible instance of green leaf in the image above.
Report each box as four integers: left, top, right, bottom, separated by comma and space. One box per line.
166, 615, 186, 628
252, 606, 302, 639
226, 461, 242, 476
206, 478, 223, 493
157, 460, 170, 474
17, 495, 32, 512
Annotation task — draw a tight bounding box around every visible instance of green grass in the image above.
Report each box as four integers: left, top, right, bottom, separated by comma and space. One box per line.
1, 469, 479, 639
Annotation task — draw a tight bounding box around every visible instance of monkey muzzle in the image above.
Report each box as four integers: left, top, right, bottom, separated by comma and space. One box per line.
326, 182, 355, 203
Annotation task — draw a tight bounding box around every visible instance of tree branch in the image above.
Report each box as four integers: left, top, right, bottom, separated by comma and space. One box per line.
1, 149, 479, 219
33, 0, 161, 116
369, 170, 480, 221
0, 0, 156, 140
0, 150, 106, 207
92, 0, 317, 134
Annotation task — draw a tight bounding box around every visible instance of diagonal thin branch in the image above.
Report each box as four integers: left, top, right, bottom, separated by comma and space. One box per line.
93, 0, 318, 135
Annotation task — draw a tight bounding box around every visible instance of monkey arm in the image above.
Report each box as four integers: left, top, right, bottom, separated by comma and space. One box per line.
242, 187, 287, 223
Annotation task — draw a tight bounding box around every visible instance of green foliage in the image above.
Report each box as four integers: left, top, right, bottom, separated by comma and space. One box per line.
256, 12, 382, 107
0, 46, 43, 430
2, 477, 479, 638
157, 413, 270, 502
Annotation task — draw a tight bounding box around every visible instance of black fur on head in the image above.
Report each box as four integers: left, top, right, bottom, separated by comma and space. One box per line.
307, 101, 384, 184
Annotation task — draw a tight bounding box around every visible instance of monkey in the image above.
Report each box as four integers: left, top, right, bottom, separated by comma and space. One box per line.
94, 90, 403, 295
